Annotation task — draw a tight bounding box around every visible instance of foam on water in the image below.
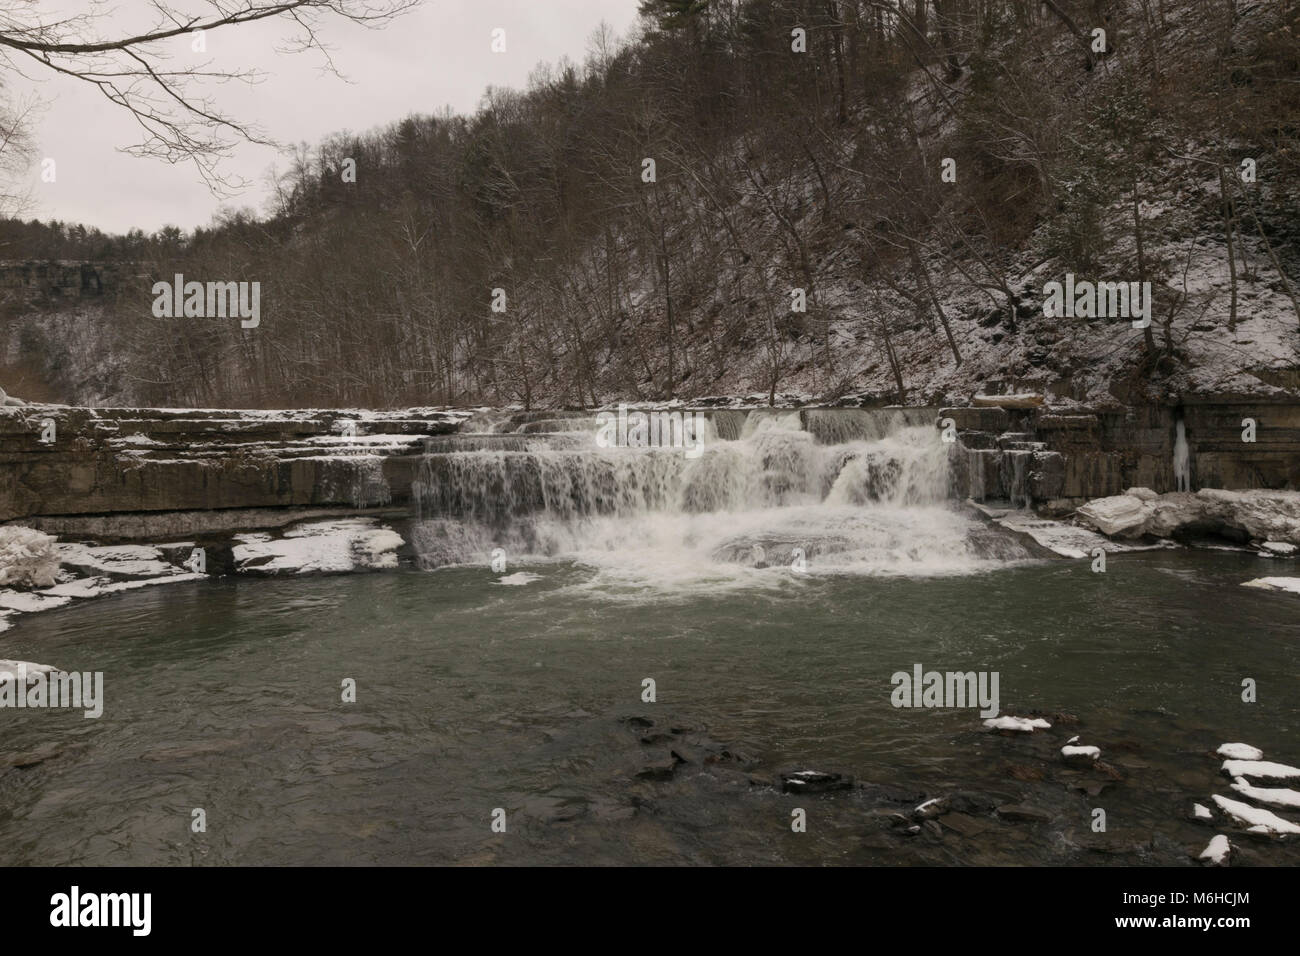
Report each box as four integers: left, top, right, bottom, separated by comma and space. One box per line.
410, 408, 1033, 591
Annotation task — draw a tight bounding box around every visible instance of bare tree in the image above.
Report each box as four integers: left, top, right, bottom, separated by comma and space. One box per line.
0, 0, 417, 189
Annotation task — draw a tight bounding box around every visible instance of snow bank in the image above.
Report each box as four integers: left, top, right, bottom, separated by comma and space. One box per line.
57, 542, 180, 579
233, 518, 403, 574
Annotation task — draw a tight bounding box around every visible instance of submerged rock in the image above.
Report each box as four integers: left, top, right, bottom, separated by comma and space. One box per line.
995, 803, 1051, 823
781, 770, 854, 794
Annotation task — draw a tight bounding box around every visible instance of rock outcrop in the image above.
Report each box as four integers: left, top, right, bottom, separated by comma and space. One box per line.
1077, 487, 1300, 545
0, 406, 468, 531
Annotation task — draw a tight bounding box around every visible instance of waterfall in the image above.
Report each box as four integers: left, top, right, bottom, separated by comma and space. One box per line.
409, 408, 1033, 585
1174, 418, 1191, 492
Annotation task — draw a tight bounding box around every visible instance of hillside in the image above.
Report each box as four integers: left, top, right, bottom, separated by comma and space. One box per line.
4, 0, 1300, 411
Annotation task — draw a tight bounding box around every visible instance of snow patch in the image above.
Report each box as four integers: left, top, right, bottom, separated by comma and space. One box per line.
1217, 743, 1264, 761
233, 519, 403, 574
982, 715, 1051, 732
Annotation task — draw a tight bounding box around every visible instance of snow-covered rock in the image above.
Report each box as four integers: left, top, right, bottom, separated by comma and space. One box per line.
1260, 541, 1298, 556
0, 659, 56, 682
1243, 577, 1300, 595
1211, 795, 1300, 835
972, 393, 1044, 409
1076, 490, 1156, 537
1061, 744, 1101, 767
1078, 488, 1300, 545
1230, 776, 1300, 809
1221, 758, 1300, 781
982, 715, 1051, 732
1198, 834, 1232, 865
1217, 743, 1264, 761
1192, 803, 1213, 820
0, 527, 59, 588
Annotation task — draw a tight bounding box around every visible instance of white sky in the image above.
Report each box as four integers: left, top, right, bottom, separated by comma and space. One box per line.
15, 0, 642, 234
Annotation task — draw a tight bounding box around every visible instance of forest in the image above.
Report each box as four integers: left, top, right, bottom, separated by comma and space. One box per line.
6, 0, 1299, 409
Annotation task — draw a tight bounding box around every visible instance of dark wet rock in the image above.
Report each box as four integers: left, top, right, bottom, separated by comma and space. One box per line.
705, 748, 755, 768
922, 820, 944, 839
636, 758, 677, 780
912, 796, 950, 819
1106, 739, 1144, 753
1080, 836, 1147, 857
621, 715, 654, 728
781, 770, 854, 794
669, 724, 694, 734
639, 732, 674, 745
592, 801, 636, 823
940, 812, 999, 838
864, 809, 911, 829
1001, 707, 1079, 725
1061, 746, 1102, 769
7, 741, 64, 769
996, 803, 1052, 823
1109, 755, 1151, 770
856, 782, 928, 804
1093, 760, 1124, 780
948, 790, 1015, 814
1005, 763, 1047, 781
1070, 780, 1116, 798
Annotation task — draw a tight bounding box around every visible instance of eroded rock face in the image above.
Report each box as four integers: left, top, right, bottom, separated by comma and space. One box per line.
0, 406, 469, 527
1078, 487, 1300, 545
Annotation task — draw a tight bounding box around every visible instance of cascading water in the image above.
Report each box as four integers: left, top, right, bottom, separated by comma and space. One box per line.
409, 408, 1033, 589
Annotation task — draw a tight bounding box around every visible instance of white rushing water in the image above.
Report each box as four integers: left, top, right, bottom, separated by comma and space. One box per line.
410, 409, 1031, 591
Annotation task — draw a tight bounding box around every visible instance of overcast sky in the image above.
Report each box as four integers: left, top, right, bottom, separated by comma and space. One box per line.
18, 0, 642, 235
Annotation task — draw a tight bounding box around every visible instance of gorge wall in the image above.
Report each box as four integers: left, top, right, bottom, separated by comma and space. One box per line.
0, 400, 1296, 542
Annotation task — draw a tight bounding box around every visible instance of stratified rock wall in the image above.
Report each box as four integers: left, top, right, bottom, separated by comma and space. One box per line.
0, 407, 467, 533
